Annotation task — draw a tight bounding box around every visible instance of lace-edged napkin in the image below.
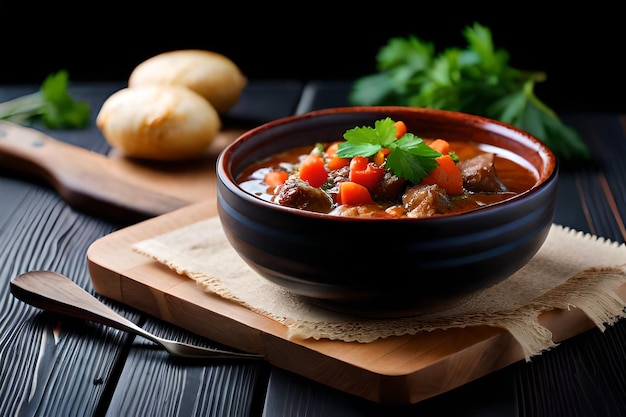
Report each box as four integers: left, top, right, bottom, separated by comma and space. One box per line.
133, 216, 626, 360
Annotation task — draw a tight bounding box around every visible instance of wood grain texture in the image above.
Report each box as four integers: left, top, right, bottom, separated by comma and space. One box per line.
86, 199, 625, 405
0, 183, 126, 417
0, 121, 246, 223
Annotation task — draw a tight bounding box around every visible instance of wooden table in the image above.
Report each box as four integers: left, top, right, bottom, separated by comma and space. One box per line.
1, 80, 624, 416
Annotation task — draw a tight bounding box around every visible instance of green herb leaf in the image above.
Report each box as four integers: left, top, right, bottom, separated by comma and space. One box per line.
386, 133, 441, 181
339, 117, 398, 157
0, 70, 90, 129
349, 23, 591, 161
337, 117, 441, 183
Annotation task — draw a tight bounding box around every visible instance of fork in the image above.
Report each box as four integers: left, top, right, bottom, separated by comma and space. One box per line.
10, 270, 264, 360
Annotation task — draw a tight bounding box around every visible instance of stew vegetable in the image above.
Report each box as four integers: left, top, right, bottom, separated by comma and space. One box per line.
237, 118, 537, 218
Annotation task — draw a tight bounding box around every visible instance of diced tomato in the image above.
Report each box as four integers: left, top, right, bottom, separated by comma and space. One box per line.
348, 155, 385, 192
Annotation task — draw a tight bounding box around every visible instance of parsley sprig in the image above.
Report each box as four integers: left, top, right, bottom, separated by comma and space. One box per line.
0, 70, 90, 129
349, 23, 590, 161
337, 117, 441, 183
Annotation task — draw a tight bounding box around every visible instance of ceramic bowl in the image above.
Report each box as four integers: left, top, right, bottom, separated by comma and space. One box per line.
216, 106, 558, 316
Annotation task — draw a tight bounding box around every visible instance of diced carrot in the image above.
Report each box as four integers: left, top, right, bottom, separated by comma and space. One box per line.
348, 155, 385, 192
421, 154, 464, 195
324, 141, 351, 169
327, 155, 350, 170
338, 181, 373, 205
325, 141, 342, 157
299, 153, 328, 187
394, 121, 407, 138
428, 138, 451, 155
373, 148, 391, 166
264, 170, 289, 188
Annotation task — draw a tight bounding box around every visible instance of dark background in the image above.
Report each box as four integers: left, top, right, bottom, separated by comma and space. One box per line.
1, 4, 624, 113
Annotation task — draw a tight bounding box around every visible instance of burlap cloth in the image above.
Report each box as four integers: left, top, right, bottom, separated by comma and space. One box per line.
133, 216, 626, 360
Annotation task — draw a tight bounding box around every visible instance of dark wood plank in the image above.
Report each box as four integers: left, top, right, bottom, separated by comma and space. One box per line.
0, 184, 125, 417
561, 113, 626, 242
104, 318, 270, 417
516, 320, 626, 416
263, 365, 518, 417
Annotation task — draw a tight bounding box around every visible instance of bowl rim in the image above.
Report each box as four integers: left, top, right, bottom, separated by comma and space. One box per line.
217, 106, 558, 222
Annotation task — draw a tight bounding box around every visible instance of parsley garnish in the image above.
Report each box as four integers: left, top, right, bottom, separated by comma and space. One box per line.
348, 22, 590, 161
0, 70, 90, 129
337, 117, 441, 183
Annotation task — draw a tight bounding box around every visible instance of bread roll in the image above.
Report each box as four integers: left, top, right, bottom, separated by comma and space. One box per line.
128, 49, 247, 114
96, 85, 221, 161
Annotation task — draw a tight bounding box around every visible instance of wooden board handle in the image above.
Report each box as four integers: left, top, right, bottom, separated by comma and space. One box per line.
0, 121, 191, 223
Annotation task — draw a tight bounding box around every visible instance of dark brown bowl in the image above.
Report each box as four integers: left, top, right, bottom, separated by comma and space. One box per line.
216, 106, 558, 316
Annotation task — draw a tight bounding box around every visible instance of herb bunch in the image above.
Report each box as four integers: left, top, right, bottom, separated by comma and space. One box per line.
349, 22, 590, 161
0, 70, 90, 129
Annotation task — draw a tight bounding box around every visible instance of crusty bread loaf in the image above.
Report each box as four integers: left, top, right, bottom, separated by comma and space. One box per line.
96, 85, 221, 161
128, 49, 247, 114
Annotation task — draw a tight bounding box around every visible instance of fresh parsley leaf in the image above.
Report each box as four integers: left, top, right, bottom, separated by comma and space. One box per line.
349, 23, 591, 161
337, 117, 441, 183
39, 71, 91, 128
386, 134, 441, 181
340, 117, 398, 157
0, 70, 90, 129
336, 140, 381, 158
489, 81, 590, 161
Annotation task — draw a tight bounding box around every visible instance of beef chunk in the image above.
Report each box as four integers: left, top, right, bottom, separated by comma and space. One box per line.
402, 184, 451, 218
272, 179, 333, 213
373, 171, 406, 201
457, 153, 507, 193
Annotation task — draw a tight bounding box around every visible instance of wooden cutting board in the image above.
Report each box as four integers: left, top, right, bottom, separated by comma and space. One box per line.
85, 199, 622, 405
0, 121, 244, 223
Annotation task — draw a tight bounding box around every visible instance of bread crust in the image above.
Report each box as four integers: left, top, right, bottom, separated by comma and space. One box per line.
96, 85, 221, 160
128, 49, 247, 114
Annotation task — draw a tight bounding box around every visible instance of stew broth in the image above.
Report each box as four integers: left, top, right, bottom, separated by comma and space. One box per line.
237, 140, 538, 218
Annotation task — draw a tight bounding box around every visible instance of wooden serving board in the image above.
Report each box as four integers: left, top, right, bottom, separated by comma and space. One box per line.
103, 128, 243, 204
0, 121, 244, 223
85, 199, 623, 405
